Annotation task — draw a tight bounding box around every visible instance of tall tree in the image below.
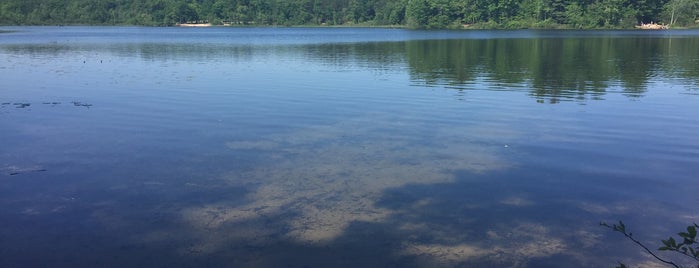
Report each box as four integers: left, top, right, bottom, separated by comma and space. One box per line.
663, 0, 698, 26
405, 0, 429, 28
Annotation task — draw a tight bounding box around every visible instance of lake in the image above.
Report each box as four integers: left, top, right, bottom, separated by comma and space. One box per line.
1, 27, 698, 267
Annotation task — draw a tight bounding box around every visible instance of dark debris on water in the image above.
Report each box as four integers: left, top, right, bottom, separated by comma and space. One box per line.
9, 169, 47, 176
1, 101, 92, 109
71, 101, 93, 108
2, 165, 48, 176
12, 103, 31, 108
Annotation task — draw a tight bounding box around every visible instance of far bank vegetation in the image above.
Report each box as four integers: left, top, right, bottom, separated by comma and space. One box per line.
0, 0, 697, 29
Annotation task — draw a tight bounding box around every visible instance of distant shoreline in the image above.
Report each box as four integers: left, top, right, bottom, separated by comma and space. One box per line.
1, 24, 696, 30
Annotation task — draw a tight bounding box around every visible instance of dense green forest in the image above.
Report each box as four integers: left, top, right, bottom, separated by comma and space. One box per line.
0, 0, 697, 29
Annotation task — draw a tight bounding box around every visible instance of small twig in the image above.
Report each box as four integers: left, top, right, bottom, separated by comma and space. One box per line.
622, 231, 681, 268
665, 246, 699, 263
602, 221, 681, 268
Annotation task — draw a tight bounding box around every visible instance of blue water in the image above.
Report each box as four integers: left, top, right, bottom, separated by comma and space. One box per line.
1, 27, 698, 267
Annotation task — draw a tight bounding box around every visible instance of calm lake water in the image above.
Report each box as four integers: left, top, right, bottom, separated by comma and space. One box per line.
1, 27, 698, 267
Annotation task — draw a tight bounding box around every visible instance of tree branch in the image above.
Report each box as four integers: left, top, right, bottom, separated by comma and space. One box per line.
601, 221, 681, 268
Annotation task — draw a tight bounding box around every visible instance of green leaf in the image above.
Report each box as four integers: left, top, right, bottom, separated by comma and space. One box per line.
683, 239, 693, 246
688, 225, 697, 238
658, 246, 671, 251
679, 232, 690, 238
615, 261, 628, 268
662, 239, 672, 247
669, 237, 677, 248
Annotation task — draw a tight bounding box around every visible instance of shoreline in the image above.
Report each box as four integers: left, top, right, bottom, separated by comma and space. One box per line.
1, 23, 697, 30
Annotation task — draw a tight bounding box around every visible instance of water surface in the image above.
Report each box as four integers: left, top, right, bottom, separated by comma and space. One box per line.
1, 27, 699, 267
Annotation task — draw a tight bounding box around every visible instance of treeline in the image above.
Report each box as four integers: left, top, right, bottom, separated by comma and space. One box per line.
0, 0, 697, 28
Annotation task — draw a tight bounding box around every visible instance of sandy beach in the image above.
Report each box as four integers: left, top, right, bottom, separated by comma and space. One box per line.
176, 23, 212, 27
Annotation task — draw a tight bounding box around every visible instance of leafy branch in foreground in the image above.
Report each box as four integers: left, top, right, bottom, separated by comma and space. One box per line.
601, 221, 699, 268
